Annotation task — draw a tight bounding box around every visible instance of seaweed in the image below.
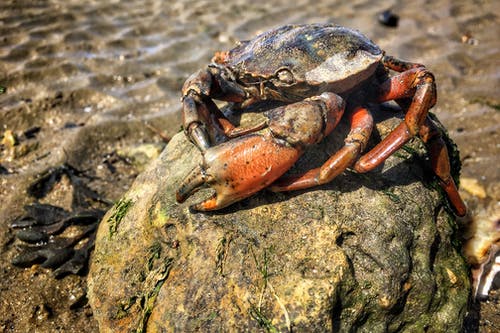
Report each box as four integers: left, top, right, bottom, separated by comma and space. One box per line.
27, 163, 110, 208
136, 257, 173, 333
108, 198, 133, 238
249, 246, 291, 332
10, 203, 103, 278
216, 235, 231, 275
381, 188, 402, 203
249, 303, 280, 333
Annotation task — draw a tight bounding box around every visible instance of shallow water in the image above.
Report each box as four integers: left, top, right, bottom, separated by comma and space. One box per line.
1, 0, 499, 331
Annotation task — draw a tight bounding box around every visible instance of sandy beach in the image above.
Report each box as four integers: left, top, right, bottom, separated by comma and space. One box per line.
1, 0, 498, 331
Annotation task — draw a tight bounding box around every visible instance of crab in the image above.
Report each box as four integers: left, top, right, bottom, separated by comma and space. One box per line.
175, 23, 466, 215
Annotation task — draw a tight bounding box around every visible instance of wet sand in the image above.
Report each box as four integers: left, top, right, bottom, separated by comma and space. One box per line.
1, 0, 499, 331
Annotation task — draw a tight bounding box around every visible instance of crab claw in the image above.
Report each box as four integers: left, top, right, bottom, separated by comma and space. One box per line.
176, 133, 301, 211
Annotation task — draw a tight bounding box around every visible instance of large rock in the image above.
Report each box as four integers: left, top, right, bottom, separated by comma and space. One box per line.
88, 112, 470, 332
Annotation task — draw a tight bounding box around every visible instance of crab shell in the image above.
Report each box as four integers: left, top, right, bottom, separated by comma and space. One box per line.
217, 24, 384, 100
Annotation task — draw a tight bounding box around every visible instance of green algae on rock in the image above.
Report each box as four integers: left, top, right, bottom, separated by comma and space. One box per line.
88, 113, 470, 332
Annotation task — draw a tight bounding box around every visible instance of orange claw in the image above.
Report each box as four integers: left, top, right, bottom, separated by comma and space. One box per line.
176, 92, 346, 211
176, 133, 301, 211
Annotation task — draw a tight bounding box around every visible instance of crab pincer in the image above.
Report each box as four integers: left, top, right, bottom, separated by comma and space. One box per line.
176, 92, 345, 211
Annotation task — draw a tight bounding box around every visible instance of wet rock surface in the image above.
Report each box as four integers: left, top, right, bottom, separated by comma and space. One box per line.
1, 0, 499, 332
88, 115, 469, 332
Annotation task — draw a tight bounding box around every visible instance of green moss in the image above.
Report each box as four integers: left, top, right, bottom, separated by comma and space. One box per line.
110, 242, 173, 331
206, 311, 218, 321
400, 144, 421, 158
251, 246, 273, 283
381, 188, 401, 203
0, 85, 6, 94
107, 198, 133, 238
249, 303, 280, 333
114, 296, 138, 320
248, 246, 284, 331
136, 258, 174, 333
147, 242, 162, 271
149, 202, 169, 227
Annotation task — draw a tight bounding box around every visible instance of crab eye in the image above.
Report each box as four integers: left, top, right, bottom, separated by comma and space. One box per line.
276, 69, 294, 84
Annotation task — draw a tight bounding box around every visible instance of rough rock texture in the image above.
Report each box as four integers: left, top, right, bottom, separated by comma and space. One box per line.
88, 113, 470, 332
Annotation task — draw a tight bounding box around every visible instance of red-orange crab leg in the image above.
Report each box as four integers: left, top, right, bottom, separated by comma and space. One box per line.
270, 106, 373, 191
354, 66, 434, 172
354, 55, 465, 216
419, 117, 467, 216
354, 56, 434, 171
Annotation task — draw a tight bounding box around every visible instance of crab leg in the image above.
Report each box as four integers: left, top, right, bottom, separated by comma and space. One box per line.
270, 106, 373, 191
182, 67, 268, 151
418, 117, 467, 216
354, 56, 435, 170
354, 56, 465, 216
354, 67, 435, 172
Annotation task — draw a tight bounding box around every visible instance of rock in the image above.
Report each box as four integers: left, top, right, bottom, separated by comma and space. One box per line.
88, 112, 470, 332
460, 177, 487, 199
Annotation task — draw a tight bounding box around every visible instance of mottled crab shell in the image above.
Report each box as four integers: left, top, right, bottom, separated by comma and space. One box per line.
226, 24, 384, 93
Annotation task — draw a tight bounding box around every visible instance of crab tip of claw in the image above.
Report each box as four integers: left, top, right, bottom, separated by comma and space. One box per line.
176, 165, 207, 204
175, 190, 187, 204
176, 182, 195, 203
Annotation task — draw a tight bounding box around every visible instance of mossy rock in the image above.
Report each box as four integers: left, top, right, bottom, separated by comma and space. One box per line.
88, 112, 470, 332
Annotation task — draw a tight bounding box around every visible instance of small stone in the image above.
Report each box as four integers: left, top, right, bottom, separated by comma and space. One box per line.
378, 10, 399, 28
461, 177, 487, 198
